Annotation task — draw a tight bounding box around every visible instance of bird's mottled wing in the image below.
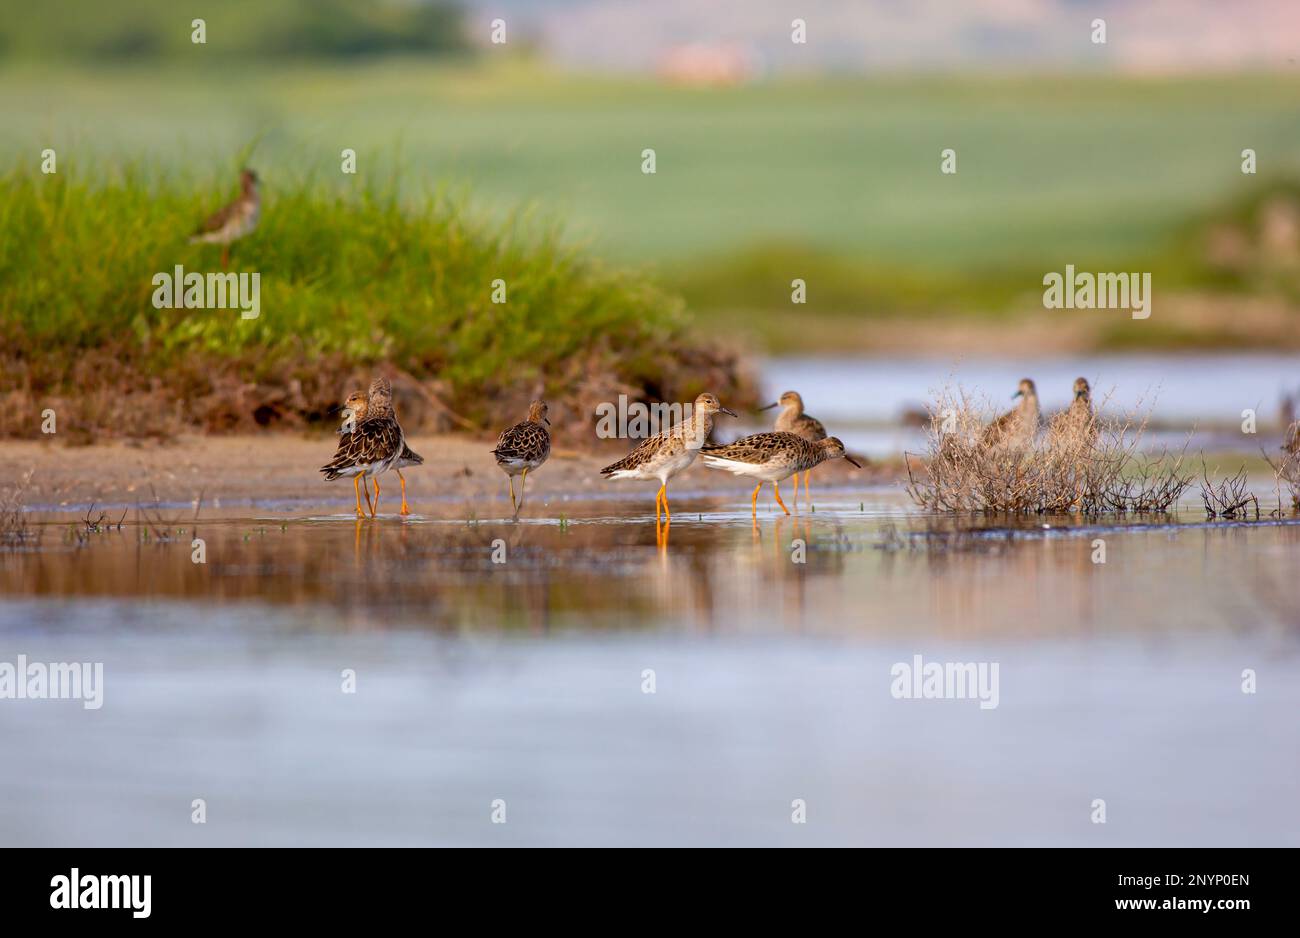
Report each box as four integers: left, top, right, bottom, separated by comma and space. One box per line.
354, 417, 402, 464
702, 431, 796, 465
321, 417, 400, 477
493, 421, 550, 465
320, 431, 362, 478
601, 431, 667, 475
194, 200, 238, 236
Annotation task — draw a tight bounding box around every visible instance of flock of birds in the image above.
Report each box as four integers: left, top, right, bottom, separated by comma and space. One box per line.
601, 391, 860, 521
318, 381, 858, 520
311, 383, 1297, 525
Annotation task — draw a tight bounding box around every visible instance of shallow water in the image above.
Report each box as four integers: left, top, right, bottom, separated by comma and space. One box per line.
2, 487, 1297, 846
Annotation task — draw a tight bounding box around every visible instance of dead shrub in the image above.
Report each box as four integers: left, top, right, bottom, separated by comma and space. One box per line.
1, 470, 34, 546
905, 386, 1193, 514
1199, 465, 1260, 519
1261, 444, 1300, 512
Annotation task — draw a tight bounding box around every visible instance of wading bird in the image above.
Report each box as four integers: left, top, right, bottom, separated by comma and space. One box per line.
335, 390, 374, 514
190, 168, 260, 268
701, 432, 860, 516
334, 388, 423, 515
1048, 377, 1097, 447
759, 390, 828, 506
320, 378, 408, 518
600, 393, 736, 522
492, 400, 551, 515
983, 378, 1040, 448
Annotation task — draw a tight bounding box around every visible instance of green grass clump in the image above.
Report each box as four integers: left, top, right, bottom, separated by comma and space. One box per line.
0, 165, 748, 437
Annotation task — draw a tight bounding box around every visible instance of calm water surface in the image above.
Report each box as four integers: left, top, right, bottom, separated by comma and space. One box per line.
2, 485, 1297, 846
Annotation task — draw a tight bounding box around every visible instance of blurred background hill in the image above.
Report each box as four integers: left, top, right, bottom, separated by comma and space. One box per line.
0, 0, 468, 62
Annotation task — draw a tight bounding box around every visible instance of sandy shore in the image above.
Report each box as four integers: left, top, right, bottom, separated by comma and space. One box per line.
2, 434, 897, 509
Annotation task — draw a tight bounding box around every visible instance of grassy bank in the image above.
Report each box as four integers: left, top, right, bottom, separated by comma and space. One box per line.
0, 167, 750, 439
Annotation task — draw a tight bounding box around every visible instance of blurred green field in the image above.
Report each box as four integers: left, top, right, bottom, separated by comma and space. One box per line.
4, 60, 1300, 363
7, 61, 1300, 265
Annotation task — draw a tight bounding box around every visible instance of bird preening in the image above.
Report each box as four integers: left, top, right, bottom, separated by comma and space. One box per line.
320, 377, 417, 518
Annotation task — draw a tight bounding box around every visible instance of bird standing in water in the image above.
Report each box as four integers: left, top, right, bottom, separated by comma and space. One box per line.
600, 393, 737, 522
701, 432, 860, 516
492, 400, 552, 515
333, 387, 423, 515
320, 378, 406, 518
760, 390, 828, 507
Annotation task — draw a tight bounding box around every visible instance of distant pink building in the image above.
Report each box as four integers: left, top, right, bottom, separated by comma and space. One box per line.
656, 42, 758, 85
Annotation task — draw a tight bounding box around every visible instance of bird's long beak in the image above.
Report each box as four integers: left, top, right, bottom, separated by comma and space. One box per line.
544, 417, 551, 426
720, 407, 738, 418
327, 404, 342, 414
844, 455, 862, 469
1012, 391, 1024, 399
758, 402, 779, 411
